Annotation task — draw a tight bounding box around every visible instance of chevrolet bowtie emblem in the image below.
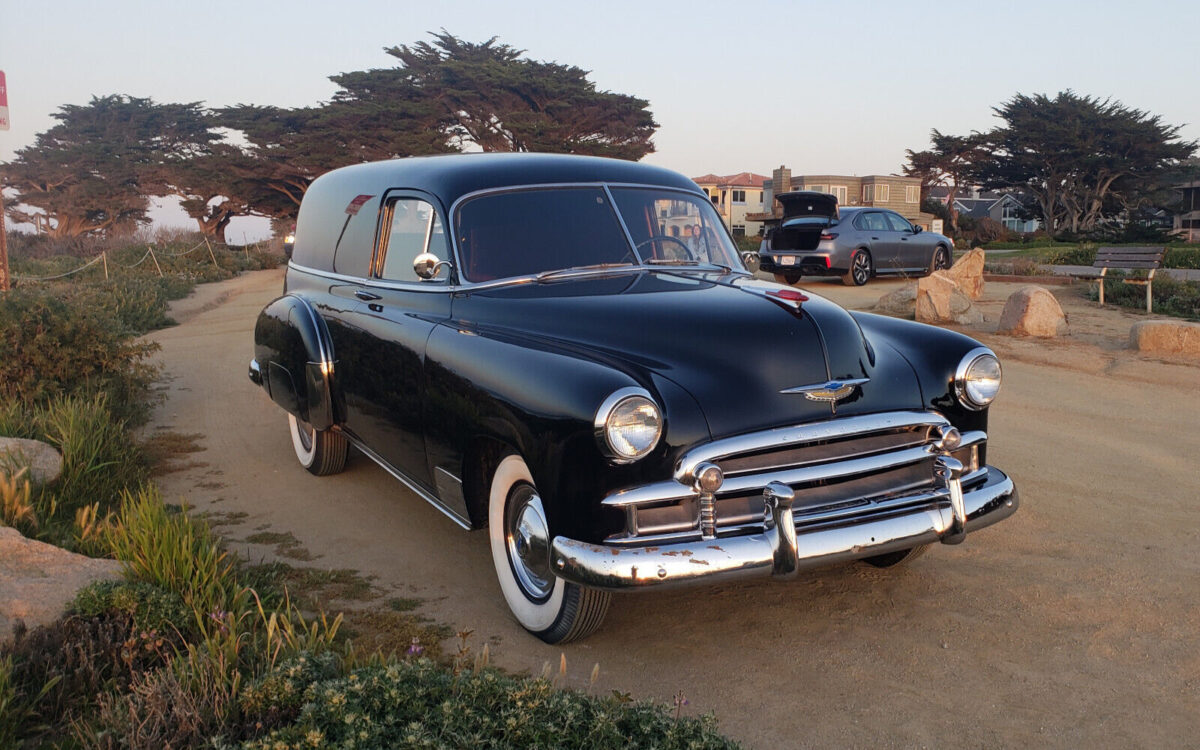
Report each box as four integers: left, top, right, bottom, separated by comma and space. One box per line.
780, 378, 869, 414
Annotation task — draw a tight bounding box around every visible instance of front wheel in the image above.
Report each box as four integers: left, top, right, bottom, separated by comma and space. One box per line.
930, 245, 950, 274
488, 455, 610, 643
288, 413, 347, 475
841, 249, 873, 286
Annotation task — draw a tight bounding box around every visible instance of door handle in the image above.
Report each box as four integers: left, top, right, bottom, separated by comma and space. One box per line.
355, 289, 382, 301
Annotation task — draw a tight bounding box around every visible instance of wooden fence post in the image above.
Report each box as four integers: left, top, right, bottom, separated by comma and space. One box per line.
102, 251, 109, 280
204, 237, 219, 270
148, 245, 164, 277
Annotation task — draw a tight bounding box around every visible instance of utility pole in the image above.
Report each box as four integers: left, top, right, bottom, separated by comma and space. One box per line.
0, 70, 10, 291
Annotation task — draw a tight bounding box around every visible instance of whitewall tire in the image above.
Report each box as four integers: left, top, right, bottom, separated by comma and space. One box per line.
488, 454, 610, 643
287, 413, 348, 476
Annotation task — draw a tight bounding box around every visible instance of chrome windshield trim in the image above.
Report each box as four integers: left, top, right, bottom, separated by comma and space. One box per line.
603, 184, 647, 264
674, 411, 951, 484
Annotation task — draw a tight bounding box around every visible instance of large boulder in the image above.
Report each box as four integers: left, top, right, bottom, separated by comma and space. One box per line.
915, 271, 982, 325
0, 437, 63, 486
946, 248, 986, 300
1129, 320, 1200, 355
997, 286, 1069, 337
875, 283, 918, 315
0, 527, 123, 643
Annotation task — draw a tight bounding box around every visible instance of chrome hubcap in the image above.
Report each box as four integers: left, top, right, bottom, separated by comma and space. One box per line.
295, 417, 314, 451
505, 486, 553, 600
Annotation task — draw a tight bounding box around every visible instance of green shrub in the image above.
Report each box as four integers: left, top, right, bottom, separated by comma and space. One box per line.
239, 651, 341, 731
1090, 273, 1200, 319
73, 580, 193, 636
249, 659, 739, 750
106, 486, 239, 618
0, 289, 160, 424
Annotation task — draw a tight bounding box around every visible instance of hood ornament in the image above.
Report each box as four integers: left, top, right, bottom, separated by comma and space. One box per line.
780, 378, 869, 414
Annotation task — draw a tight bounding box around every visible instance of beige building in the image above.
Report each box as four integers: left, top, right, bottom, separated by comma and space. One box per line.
750, 165, 936, 231
691, 172, 771, 236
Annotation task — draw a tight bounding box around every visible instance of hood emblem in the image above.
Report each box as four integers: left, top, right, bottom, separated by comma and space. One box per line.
780, 378, 869, 414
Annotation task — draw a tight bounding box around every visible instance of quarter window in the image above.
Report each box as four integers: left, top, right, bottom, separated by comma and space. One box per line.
378, 198, 448, 282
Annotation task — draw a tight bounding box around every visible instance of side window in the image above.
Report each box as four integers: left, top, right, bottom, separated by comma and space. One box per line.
378, 198, 448, 282
885, 213, 913, 233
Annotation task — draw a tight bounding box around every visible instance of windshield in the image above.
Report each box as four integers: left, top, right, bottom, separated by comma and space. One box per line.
454, 186, 743, 282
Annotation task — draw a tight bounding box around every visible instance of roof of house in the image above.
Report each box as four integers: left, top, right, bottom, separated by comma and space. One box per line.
953, 197, 1000, 219
691, 172, 771, 188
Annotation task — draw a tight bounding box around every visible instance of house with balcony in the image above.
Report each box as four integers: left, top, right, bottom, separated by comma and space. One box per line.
691, 172, 770, 236
1174, 180, 1200, 242
749, 165, 936, 232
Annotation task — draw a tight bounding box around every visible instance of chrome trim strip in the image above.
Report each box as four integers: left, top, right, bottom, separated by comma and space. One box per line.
779, 377, 870, 397
552, 468, 1017, 591
609, 444, 937, 508
674, 411, 950, 484
345, 435, 471, 530
293, 293, 333, 374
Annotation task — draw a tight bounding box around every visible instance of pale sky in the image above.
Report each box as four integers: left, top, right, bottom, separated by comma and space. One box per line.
2, 0, 1198, 240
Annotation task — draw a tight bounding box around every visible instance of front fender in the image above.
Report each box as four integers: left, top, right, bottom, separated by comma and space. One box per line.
252, 294, 341, 430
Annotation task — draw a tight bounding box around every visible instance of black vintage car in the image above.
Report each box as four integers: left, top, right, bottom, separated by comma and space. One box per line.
250, 153, 1018, 643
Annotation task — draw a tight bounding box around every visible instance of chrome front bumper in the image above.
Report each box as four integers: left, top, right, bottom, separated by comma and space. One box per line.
550, 465, 1017, 591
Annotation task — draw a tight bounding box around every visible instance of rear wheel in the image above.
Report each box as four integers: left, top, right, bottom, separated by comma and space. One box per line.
773, 271, 802, 285
842, 249, 873, 286
288, 413, 348, 476
861, 544, 929, 568
488, 455, 610, 643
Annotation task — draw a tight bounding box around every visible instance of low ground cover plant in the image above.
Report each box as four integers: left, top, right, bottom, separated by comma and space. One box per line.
1088, 272, 1200, 319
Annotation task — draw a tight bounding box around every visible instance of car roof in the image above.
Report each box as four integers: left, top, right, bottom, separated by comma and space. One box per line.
308, 152, 703, 210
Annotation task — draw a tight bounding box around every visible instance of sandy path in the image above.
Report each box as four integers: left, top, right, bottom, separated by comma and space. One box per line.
148, 269, 1200, 749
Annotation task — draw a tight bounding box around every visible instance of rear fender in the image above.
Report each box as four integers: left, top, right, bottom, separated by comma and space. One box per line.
252, 294, 341, 430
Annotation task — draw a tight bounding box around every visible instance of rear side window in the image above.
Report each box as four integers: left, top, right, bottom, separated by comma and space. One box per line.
857, 212, 889, 232
331, 194, 382, 278
378, 198, 449, 282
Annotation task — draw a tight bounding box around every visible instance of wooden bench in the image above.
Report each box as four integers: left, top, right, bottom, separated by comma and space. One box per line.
1091, 246, 1166, 313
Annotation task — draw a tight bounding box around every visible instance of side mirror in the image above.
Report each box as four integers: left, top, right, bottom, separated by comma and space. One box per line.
414, 252, 453, 281
741, 251, 761, 273
912, 225, 923, 235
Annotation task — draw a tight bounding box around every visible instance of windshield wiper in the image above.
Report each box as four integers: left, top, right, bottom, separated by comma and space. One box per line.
644, 258, 732, 272
535, 262, 638, 282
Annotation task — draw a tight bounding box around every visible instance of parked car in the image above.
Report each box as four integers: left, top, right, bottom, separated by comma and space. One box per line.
759, 191, 954, 286
249, 154, 1017, 643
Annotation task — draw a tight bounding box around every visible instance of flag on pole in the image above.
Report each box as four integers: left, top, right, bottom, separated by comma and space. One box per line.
0, 70, 9, 130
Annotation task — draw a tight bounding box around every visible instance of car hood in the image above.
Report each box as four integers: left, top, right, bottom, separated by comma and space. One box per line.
453, 271, 924, 438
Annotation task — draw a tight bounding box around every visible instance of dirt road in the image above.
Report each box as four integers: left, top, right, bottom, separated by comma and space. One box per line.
148, 269, 1200, 749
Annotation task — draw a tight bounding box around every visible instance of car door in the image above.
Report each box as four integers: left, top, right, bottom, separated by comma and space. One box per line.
884, 212, 924, 271
337, 192, 453, 497
857, 211, 899, 268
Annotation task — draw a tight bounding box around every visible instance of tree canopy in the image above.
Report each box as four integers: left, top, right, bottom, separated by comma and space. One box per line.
904, 130, 986, 232
975, 91, 1195, 236
3, 32, 661, 236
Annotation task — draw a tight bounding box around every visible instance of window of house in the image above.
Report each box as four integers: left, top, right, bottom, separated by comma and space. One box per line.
862, 184, 875, 203
831, 186, 847, 204
732, 224, 746, 236
876, 184, 890, 202
378, 197, 448, 282
905, 185, 919, 203
732, 190, 746, 204
808, 184, 826, 194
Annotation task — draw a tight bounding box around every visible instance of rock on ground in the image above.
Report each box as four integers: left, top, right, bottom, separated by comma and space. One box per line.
0, 527, 122, 644
946, 248, 986, 300
0, 437, 63, 485
1129, 320, 1200, 355
998, 285, 1069, 337
916, 271, 982, 324
875, 283, 918, 315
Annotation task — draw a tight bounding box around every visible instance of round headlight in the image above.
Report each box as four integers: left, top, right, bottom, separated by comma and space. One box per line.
595, 388, 663, 463
954, 349, 1002, 410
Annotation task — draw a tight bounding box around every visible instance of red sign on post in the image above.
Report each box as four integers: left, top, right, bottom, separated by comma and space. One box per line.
0, 70, 9, 130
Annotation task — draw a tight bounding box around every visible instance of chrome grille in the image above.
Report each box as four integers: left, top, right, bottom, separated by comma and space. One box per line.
603, 411, 985, 545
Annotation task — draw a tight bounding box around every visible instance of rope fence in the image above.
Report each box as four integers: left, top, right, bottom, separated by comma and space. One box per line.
9, 240, 274, 285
